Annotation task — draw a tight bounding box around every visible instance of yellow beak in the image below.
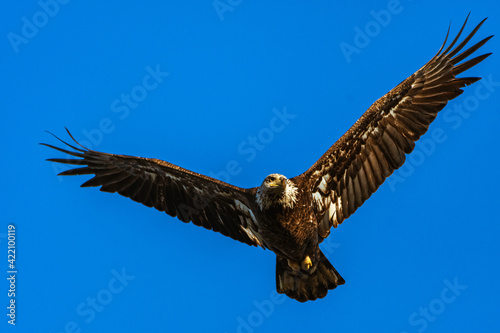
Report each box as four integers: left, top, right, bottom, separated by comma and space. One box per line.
270, 178, 286, 188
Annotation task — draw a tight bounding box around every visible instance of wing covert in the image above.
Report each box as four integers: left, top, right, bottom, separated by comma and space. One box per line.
42, 130, 266, 248
295, 15, 492, 241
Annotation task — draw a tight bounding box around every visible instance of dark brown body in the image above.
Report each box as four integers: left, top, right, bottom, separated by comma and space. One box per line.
258, 184, 318, 262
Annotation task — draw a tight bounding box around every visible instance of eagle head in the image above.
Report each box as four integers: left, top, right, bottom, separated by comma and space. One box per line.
256, 173, 298, 211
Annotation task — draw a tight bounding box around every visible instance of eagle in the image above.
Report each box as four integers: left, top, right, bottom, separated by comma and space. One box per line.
43, 16, 491, 302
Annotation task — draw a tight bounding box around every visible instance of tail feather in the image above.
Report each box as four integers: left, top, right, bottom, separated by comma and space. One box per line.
276, 250, 344, 302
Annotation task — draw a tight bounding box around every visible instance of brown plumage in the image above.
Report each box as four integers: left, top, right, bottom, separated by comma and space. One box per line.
43, 15, 491, 302
299, 15, 492, 241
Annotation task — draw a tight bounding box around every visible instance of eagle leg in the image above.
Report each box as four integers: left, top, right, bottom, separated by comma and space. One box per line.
287, 259, 301, 272
277, 250, 345, 302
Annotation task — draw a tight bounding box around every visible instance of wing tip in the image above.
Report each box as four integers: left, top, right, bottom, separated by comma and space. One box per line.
64, 127, 91, 150
437, 14, 489, 59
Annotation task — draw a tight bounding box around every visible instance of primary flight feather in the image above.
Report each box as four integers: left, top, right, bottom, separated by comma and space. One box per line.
43, 15, 492, 302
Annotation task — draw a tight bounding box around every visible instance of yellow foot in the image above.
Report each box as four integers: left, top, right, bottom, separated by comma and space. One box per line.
301, 256, 312, 271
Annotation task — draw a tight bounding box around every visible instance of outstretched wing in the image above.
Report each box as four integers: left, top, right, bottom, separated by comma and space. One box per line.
295, 15, 492, 240
42, 130, 266, 248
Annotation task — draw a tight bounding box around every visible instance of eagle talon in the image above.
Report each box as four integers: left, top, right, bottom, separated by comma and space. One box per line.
301, 256, 313, 271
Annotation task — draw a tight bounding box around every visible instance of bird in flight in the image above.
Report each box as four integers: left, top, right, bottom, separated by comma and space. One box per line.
43, 15, 491, 302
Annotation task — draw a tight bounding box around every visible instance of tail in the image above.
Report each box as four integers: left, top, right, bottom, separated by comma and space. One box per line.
276, 250, 344, 302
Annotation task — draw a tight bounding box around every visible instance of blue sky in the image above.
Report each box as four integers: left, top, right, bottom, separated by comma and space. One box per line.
2, 1, 499, 332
